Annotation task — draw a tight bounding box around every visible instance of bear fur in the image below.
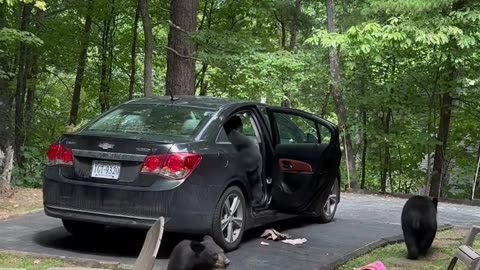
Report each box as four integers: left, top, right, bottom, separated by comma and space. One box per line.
401, 195, 438, 260
167, 235, 230, 270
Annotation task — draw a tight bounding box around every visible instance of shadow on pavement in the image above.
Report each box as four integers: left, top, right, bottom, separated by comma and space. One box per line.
32, 216, 312, 258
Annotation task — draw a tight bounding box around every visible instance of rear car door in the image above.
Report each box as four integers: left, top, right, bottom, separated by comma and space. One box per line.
266, 107, 341, 213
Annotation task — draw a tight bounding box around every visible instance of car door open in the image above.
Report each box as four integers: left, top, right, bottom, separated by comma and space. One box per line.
266, 107, 341, 214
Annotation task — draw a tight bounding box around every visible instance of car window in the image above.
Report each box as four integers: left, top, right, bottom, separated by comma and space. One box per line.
85, 104, 214, 139
318, 124, 332, 144
273, 113, 318, 144
217, 111, 262, 144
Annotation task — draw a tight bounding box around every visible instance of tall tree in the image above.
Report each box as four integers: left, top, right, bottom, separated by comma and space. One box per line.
14, 3, 33, 165
138, 0, 153, 97
0, 2, 14, 191
165, 0, 197, 96
325, 0, 358, 188
68, 0, 94, 125
128, 1, 140, 100
99, 0, 116, 112
429, 61, 456, 197
429, 0, 466, 198
288, 0, 301, 51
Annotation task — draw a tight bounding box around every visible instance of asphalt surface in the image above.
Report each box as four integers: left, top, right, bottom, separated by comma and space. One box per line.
0, 193, 478, 270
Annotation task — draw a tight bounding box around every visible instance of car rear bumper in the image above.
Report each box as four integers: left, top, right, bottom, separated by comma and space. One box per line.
43, 177, 216, 234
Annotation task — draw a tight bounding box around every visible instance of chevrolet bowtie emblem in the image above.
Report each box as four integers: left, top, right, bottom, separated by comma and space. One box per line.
98, 142, 114, 150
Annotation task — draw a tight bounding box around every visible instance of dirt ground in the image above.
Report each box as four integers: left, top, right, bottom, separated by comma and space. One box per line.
0, 188, 43, 220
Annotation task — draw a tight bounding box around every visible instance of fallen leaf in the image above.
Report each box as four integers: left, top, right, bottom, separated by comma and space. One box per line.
33, 259, 41, 264
13, 204, 19, 208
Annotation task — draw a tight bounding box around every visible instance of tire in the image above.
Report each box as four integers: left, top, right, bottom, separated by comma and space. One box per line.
212, 186, 246, 251
62, 219, 105, 237
316, 178, 340, 223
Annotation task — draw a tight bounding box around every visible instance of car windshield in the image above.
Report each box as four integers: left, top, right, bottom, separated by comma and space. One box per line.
85, 104, 215, 139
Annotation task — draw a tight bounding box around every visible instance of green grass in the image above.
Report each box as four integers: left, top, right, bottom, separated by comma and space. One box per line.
0, 253, 75, 269
338, 229, 480, 270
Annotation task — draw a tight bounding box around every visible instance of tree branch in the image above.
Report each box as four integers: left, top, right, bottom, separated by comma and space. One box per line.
166, 46, 198, 60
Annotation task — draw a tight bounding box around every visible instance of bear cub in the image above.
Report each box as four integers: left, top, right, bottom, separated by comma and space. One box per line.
167, 235, 230, 270
401, 195, 438, 260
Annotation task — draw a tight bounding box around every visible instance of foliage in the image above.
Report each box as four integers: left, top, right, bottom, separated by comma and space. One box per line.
2, 0, 480, 199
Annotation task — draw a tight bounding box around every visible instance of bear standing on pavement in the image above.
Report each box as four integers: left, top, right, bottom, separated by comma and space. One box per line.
167, 235, 230, 270
401, 195, 438, 260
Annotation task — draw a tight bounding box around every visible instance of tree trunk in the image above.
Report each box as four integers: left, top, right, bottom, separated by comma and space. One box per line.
128, 1, 140, 100
325, 0, 358, 188
280, 19, 286, 49
429, 0, 465, 198
69, 0, 93, 125
381, 108, 392, 193
99, 0, 115, 112
288, 0, 301, 51
359, 60, 368, 189
429, 90, 454, 197
14, 3, 33, 165
197, 63, 208, 96
165, 0, 197, 96
0, 1, 14, 192
24, 53, 39, 137
99, 23, 110, 112
360, 108, 367, 189
139, 0, 153, 97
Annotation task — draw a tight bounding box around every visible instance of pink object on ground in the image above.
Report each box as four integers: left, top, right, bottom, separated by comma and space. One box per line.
357, 261, 387, 270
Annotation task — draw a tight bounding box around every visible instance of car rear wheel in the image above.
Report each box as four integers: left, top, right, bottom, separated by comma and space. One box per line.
316, 178, 340, 223
212, 186, 246, 252
62, 219, 105, 237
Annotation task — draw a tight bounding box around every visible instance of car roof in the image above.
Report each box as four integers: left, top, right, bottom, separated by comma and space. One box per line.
126, 95, 265, 110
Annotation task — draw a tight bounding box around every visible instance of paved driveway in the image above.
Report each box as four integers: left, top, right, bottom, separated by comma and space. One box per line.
0, 193, 478, 270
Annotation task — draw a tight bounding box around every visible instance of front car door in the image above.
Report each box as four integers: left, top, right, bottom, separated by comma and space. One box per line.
266, 107, 341, 214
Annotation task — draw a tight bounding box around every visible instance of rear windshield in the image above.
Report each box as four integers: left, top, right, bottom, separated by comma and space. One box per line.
84, 104, 215, 139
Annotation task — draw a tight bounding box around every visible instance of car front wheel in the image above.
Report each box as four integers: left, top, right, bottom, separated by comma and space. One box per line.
211, 186, 246, 251
62, 219, 105, 237
316, 178, 340, 223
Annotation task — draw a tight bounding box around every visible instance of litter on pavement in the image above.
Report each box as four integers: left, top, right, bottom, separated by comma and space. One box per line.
260, 241, 270, 246
260, 228, 290, 241
281, 238, 307, 245
260, 228, 308, 246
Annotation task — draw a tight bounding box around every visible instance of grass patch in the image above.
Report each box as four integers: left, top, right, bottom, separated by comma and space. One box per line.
338, 229, 480, 270
0, 253, 76, 269
0, 188, 43, 220
0, 252, 124, 269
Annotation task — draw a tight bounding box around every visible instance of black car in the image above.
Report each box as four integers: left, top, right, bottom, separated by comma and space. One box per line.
43, 96, 342, 251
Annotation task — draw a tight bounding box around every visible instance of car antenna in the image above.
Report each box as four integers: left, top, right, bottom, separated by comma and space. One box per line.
169, 88, 179, 102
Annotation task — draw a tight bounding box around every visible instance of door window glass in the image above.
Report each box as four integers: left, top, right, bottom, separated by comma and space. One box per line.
273, 113, 319, 144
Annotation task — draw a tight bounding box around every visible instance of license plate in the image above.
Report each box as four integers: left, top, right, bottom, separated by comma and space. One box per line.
91, 160, 121, 179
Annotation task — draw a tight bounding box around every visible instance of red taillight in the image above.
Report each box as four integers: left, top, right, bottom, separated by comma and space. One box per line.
140, 153, 202, 180
46, 143, 73, 166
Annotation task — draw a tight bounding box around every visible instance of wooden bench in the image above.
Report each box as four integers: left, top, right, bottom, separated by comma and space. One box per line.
448, 225, 480, 270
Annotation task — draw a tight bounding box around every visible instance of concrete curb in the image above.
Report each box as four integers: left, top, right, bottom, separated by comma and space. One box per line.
345, 190, 480, 207
0, 249, 132, 270
318, 224, 453, 270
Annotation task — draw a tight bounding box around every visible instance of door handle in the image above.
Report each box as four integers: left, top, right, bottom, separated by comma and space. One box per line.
282, 161, 293, 169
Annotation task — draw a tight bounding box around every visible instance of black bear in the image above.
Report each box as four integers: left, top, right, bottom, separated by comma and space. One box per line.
224, 115, 263, 204
401, 195, 438, 260
167, 235, 230, 270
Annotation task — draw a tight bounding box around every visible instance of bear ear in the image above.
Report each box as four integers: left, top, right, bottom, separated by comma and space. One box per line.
190, 241, 206, 254
432, 197, 438, 208
203, 235, 214, 242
